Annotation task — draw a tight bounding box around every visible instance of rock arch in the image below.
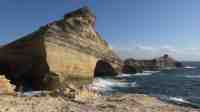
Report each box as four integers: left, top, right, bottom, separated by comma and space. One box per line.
0, 7, 122, 90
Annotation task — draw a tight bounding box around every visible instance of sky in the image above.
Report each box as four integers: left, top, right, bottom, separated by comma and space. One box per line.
0, 0, 200, 61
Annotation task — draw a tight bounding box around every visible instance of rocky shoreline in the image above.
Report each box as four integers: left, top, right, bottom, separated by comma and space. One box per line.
0, 7, 197, 112
0, 93, 198, 112
0, 81, 198, 112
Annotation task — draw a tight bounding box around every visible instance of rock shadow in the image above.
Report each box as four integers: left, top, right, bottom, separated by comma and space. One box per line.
94, 60, 117, 77
0, 31, 52, 91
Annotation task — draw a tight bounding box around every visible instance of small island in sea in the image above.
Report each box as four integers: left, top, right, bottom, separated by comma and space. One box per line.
0, 1, 199, 112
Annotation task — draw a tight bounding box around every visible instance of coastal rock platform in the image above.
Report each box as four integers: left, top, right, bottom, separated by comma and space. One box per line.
0, 94, 198, 112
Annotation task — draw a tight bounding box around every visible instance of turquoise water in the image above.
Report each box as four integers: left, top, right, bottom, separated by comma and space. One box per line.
90, 62, 200, 108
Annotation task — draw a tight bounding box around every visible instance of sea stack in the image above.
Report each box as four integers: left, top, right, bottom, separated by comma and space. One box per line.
0, 7, 122, 90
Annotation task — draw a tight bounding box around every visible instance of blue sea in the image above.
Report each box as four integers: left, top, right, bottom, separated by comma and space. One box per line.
89, 62, 200, 108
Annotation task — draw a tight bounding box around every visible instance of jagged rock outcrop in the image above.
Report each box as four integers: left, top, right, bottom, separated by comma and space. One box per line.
0, 75, 15, 95
155, 54, 182, 69
0, 7, 122, 90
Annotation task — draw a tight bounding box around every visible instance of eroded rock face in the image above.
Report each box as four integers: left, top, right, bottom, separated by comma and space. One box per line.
0, 7, 122, 90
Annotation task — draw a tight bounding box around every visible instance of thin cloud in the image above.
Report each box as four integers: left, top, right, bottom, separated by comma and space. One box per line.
113, 43, 200, 61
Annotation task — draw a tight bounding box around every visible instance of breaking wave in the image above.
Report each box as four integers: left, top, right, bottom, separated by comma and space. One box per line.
116, 74, 132, 78
168, 97, 190, 104
87, 78, 138, 94
134, 71, 160, 76
117, 71, 160, 78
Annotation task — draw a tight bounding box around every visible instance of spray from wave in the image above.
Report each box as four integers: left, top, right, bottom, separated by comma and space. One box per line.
88, 71, 160, 94
117, 71, 159, 78
87, 78, 138, 95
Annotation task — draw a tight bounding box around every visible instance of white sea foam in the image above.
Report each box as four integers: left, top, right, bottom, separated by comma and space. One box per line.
87, 78, 138, 92
116, 74, 132, 78
134, 71, 159, 76
87, 78, 114, 92
117, 71, 159, 78
154, 94, 190, 104
169, 97, 190, 104
134, 72, 153, 76
184, 66, 197, 69
154, 94, 200, 108
130, 82, 138, 87
143, 71, 159, 73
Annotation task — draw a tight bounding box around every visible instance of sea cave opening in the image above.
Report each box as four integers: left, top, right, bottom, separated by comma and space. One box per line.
94, 60, 117, 77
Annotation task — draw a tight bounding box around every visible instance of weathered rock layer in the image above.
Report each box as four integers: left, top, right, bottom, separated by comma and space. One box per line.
0, 7, 122, 90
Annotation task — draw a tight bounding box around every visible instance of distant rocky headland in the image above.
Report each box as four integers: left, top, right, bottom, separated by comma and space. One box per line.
122, 54, 183, 74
